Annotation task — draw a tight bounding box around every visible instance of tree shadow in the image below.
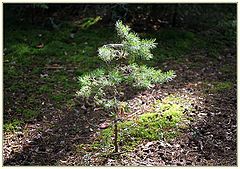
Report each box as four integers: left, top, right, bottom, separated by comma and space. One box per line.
3, 100, 109, 165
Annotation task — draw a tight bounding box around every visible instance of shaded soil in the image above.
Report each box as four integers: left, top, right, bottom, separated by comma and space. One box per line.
3, 46, 237, 165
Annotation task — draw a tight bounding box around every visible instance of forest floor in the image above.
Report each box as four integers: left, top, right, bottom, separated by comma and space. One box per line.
3, 19, 237, 166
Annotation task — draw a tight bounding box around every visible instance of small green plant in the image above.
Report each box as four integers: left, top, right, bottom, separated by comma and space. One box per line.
33, 3, 49, 9
66, 99, 76, 110
76, 21, 176, 153
202, 81, 233, 93
211, 81, 233, 92
4, 66, 20, 78
220, 65, 235, 75
4, 119, 23, 132
51, 93, 66, 102
38, 85, 52, 94
22, 109, 39, 120
80, 16, 102, 29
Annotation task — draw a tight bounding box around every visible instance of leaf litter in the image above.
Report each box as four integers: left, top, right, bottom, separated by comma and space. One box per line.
3, 45, 236, 165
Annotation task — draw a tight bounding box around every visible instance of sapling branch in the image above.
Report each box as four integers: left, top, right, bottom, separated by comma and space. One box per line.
103, 44, 124, 49
114, 118, 118, 153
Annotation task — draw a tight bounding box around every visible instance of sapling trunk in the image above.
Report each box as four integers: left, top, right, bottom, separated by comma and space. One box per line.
113, 93, 119, 153
114, 118, 118, 153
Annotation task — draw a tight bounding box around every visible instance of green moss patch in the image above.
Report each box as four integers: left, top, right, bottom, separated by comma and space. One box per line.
211, 81, 233, 92
202, 81, 234, 93
88, 95, 192, 153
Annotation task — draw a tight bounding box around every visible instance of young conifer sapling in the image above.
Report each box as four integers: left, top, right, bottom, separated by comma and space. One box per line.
76, 21, 176, 153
